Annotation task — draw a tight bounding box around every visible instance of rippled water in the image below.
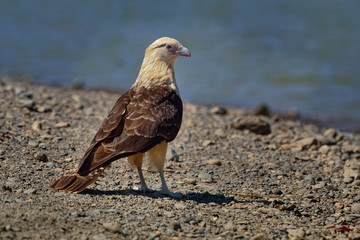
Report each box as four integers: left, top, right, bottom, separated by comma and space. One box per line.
1, 1, 360, 130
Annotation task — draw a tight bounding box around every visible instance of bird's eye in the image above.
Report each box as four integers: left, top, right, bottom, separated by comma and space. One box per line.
166, 44, 172, 49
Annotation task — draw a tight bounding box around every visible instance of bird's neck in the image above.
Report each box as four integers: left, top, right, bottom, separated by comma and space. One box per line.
133, 56, 179, 94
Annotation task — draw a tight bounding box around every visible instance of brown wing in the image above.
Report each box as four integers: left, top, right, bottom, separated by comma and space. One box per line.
49, 91, 132, 192
76, 85, 182, 176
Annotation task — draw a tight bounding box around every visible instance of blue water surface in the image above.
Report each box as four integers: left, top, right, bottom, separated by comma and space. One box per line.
1, 1, 360, 130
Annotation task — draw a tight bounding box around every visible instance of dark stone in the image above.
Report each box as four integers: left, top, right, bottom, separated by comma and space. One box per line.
168, 221, 181, 231
230, 116, 271, 135
34, 153, 48, 162
253, 104, 271, 117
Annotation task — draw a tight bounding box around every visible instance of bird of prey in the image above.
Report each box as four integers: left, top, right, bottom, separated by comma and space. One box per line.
50, 37, 191, 194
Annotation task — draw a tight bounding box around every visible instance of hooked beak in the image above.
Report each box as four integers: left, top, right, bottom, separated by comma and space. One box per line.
176, 46, 191, 57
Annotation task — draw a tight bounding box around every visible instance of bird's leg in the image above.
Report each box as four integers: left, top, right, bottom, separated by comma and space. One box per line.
159, 169, 181, 198
147, 142, 181, 198
136, 165, 149, 193
128, 153, 149, 193
147, 142, 169, 192
159, 169, 170, 192
147, 142, 182, 198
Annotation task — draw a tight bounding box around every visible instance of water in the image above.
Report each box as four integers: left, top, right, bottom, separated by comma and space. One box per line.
1, 1, 360, 130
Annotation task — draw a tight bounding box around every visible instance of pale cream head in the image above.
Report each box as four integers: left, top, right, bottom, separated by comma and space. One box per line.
135, 37, 191, 91
145, 37, 191, 64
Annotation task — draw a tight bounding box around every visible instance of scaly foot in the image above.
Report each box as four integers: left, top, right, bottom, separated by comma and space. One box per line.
160, 189, 182, 198
132, 185, 152, 194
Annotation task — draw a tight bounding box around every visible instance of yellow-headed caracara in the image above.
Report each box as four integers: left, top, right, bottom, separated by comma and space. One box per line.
50, 37, 190, 194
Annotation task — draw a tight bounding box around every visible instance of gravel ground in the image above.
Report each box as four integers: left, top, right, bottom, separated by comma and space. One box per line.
1, 79, 360, 240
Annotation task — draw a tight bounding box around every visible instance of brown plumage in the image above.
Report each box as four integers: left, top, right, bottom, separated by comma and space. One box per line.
50, 37, 191, 193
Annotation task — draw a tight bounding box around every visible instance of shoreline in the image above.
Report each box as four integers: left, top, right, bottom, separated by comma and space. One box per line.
1, 79, 360, 239
3, 75, 360, 133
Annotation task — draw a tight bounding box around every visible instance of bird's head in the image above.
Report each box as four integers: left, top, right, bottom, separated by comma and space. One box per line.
136, 37, 190, 89
145, 37, 191, 64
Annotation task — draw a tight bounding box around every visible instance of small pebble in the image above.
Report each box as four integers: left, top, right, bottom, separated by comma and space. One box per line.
174, 203, 186, 210
198, 172, 213, 183
287, 228, 305, 238
38, 143, 48, 149
271, 188, 283, 195
250, 233, 267, 240
253, 104, 270, 116
207, 159, 221, 166
164, 211, 175, 218
28, 141, 38, 148
166, 148, 179, 161
319, 145, 330, 154
36, 106, 51, 113
209, 106, 227, 115
168, 221, 181, 231
348, 232, 360, 240
351, 203, 360, 213
34, 153, 48, 162
304, 175, 316, 185
352, 180, 360, 186
72, 95, 91, 109
20, 100, 35, 110
184, 178, 196, 185
32, 121, 42, 132
55, 122, 70, 128
312, 181, 326, 189
103, 222, 122, 233
334, 203, 344, 209
24, 188, 37, 194
224, 221, 235, 231
91, 233, 107, 240
202, 140, 214, 147
214, 128, 226, 138
45, 162, 55, 168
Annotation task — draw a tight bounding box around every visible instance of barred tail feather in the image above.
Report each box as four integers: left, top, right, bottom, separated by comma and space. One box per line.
49, 166, 108, 193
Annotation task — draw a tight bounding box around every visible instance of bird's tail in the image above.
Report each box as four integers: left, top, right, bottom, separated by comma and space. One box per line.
49, 166, 108, 193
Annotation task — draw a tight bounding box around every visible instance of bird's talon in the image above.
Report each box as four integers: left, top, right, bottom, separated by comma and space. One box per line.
132, 186, 150, 193
160, 190, 182, 198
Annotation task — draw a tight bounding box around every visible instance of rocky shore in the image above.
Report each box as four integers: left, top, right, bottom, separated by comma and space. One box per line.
1, 79, 360, 240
